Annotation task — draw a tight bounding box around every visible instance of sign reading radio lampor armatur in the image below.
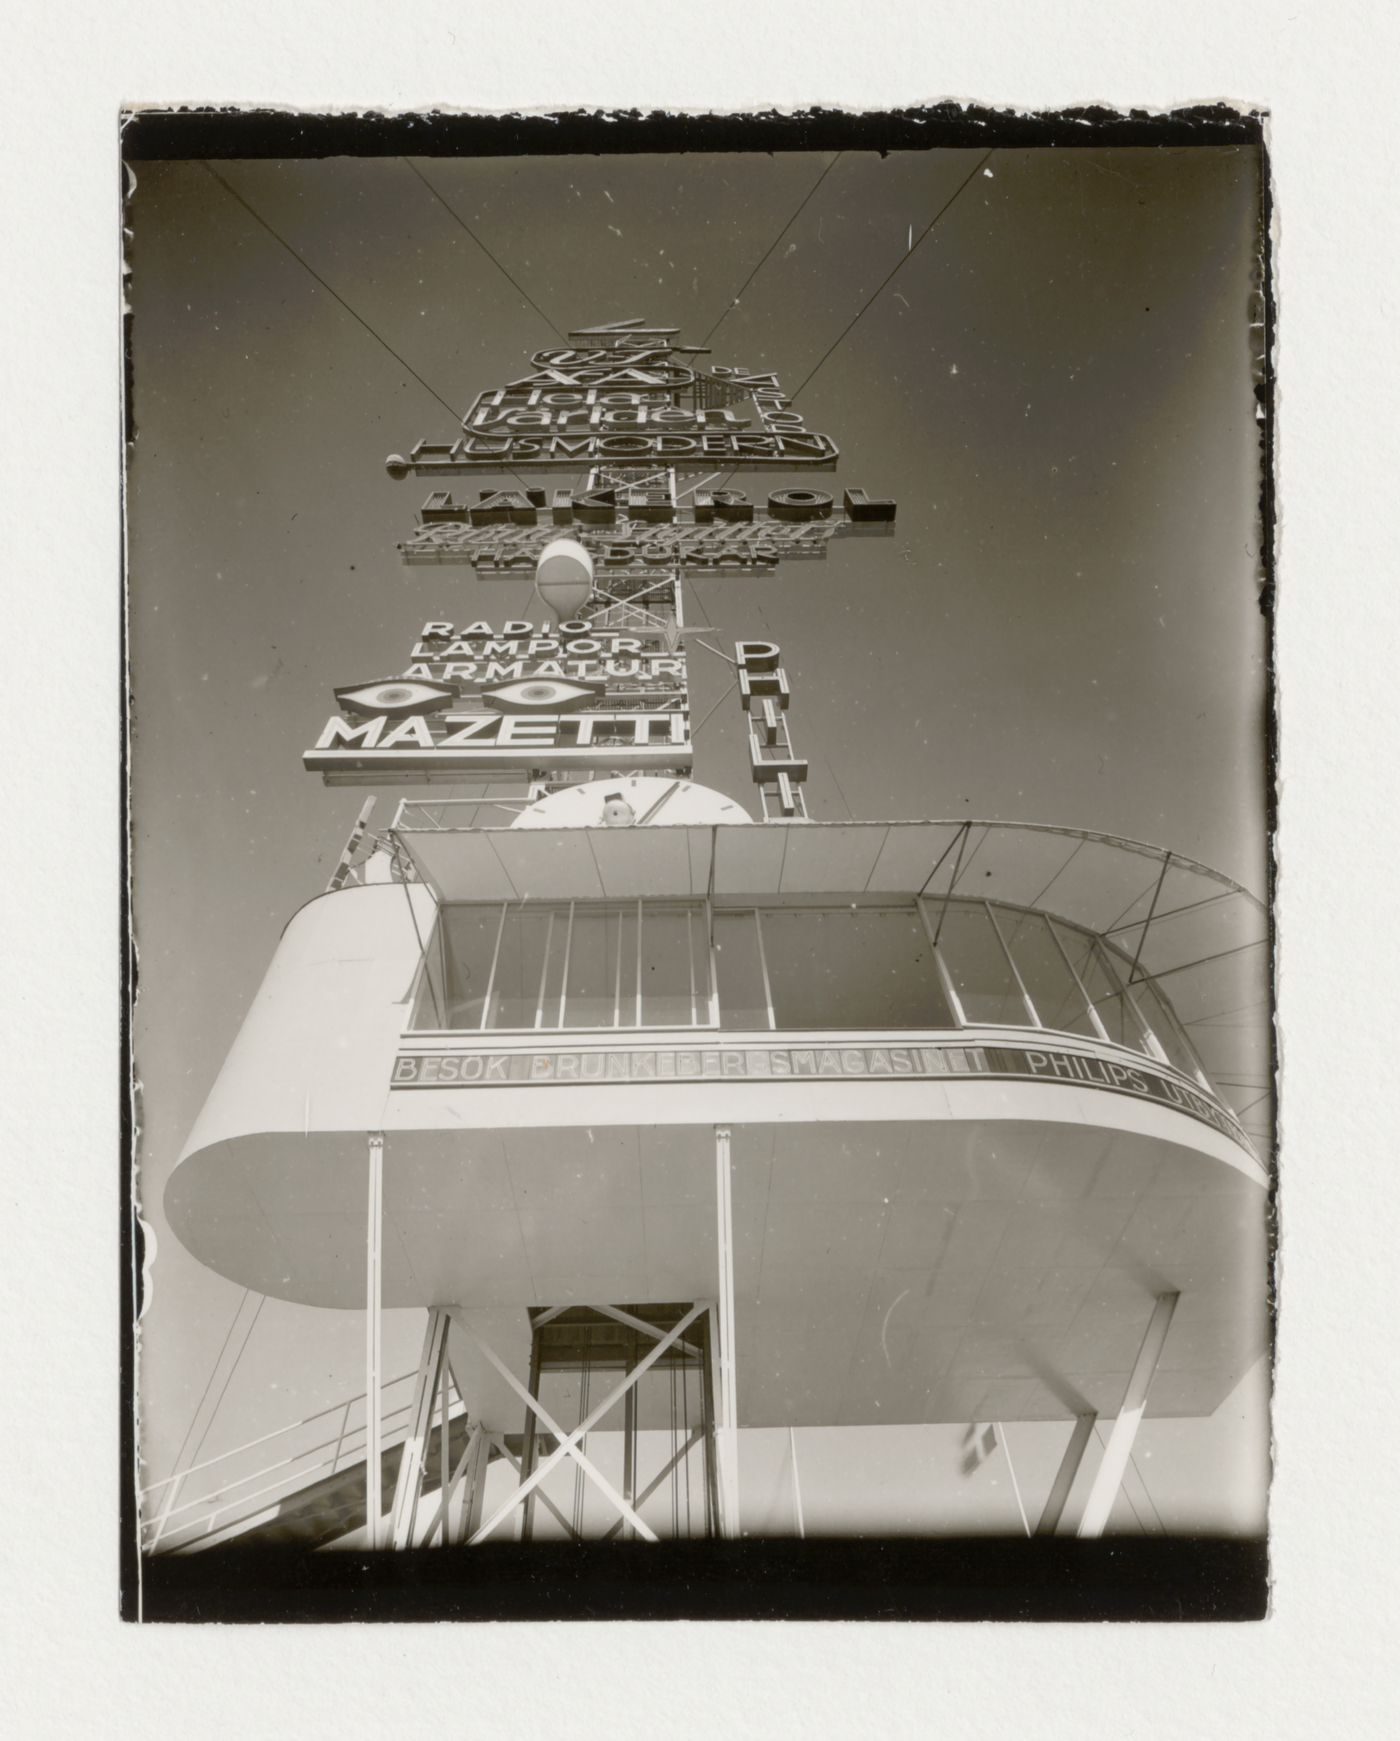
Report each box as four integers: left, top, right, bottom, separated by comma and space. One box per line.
304, 611, 693, 783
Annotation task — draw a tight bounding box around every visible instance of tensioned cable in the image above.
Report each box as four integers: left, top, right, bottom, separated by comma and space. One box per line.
690, 677, 738, 740
693, 152, 988, 526
701, 152, 844, 347
203, 162, 547, 499
1131, 1456, 1166, 1534
153, 1294, 268, 1545
201, 163, 464, 424
401, 158, 566, 341
787, 149, 994, 403
395, 861, 443, 1025
701, 145, 997, 500
152, 1287, 251, 1500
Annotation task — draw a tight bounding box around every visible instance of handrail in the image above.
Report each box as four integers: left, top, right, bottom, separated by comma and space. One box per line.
150, 1397, 472, 1551
144, 1402, 417, 1528
139, 1369, 418, 1495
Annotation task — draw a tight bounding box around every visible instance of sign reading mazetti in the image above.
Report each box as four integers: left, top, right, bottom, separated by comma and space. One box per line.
304, 620, 691, 784
384, 320, 839, 477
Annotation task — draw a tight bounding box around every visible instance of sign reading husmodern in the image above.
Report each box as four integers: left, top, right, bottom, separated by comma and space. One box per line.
385, 342, 839, 475
388, 1040, 1251, 1146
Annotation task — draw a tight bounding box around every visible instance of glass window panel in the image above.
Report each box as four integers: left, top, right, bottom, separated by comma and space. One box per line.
760, 906, 954, 1030
409, 915, 453, 1030
563, 907, 622, 1028
485, 906, 554, 1029
639, 905, 704, 1027
995, 906, 1097, 1037
714, 910, 770, 1030
1124, 971, 1209, 1082
933, 902, 1026, 1027
1052, 922, 1139, 1049
620, 903, 640, 1026
438, 905, 503, 1029
542, 910, 570, 1026
408, 905, 502, 1030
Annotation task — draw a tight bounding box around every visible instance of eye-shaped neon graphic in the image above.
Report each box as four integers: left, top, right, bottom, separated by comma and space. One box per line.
334, 679, 458, 718
478, 677, 606, 714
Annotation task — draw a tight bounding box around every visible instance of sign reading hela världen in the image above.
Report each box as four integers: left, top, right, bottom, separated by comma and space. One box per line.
385, 319, 840, 477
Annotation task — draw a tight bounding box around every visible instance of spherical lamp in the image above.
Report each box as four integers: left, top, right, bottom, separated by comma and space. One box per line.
535, 538, 594, 623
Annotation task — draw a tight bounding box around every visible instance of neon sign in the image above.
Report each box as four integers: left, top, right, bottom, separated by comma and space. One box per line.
304, 621, 693, 784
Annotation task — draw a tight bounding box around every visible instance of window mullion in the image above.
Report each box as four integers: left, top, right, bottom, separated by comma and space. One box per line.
686, 906, 698, 1027
984, 900, 1041, 1028
1048, 918, 1111, 1043
534, 910, 555, 1031
480, 903, 507, 1032
1095, 938, 1168, 1061
557, 901, 574, 1027
918, 897, 966, 1028
754, 909, 775, 1031
706, 898, 720, 1027
613, 907, 623, 1030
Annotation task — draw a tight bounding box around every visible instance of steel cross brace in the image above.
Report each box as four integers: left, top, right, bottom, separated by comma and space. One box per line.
488, 1435, 581, 1541
601, 1427, 706, 1542
450, 1301, 708, 1544
389, 1308, 453, 1549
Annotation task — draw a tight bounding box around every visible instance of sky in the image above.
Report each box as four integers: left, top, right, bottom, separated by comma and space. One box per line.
126, 143, 1269, 1532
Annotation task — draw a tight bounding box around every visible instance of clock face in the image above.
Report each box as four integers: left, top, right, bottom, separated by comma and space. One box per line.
333, 679, 458, 718
478, 676, 607, 714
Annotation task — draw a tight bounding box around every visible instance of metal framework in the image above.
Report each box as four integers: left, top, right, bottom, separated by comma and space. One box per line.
404, 893, 1216, 1094
1077, 1293, 1180, 1538
452, 1301, 716, 1543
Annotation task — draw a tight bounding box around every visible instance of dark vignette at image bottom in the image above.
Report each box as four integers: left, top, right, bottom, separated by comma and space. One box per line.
136, 1537, 1267, 1623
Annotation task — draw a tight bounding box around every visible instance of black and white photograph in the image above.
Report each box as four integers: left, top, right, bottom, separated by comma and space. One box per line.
121, 107, 1274, 1622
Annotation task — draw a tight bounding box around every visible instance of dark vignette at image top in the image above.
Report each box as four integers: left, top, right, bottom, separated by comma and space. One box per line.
121, 102, 1274, 1624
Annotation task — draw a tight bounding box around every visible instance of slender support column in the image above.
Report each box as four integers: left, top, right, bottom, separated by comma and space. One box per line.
701, 1308, 721, 1538
789, 1428, 805, 1540
424, 1419, 484, 1546
519, 1329, 544, 1542
621, 1338, 637, 1543
997, 1422, 1031, 1537
1036, 1413, 1097, 1536
438, 1339, 451, 1544
460, 1426, 490, 1542
715, 1126, 740, 1537
1077, 1293, 1179, 1538
390, 1308, 450, 1549
364, 1133, 384, 1549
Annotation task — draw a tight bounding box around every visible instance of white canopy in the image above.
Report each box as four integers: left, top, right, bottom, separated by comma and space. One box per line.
393, 816, 1271, 1154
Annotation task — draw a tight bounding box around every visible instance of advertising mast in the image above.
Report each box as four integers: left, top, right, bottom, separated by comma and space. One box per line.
309, 316, 896, 818
159, 312, 1268, 1558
